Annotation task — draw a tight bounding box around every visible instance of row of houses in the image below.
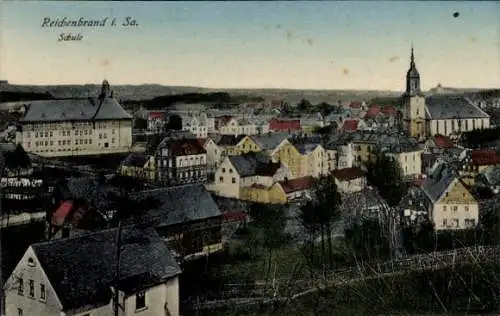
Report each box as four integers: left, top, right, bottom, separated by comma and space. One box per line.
4, 176, 228, 316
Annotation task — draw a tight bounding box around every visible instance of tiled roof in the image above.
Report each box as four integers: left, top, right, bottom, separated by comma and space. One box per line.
268, 118, 301, 132
217, 135, 245, 146
471, 149, 500, 166
223, 211, 248, 222
162, 138, 207, 156
380, 106, 398, 116
332, 167, 366, 181
349, 101, 362, 109
127, 184, 222, 228
421, 162, 457, 203
365, 106, 381, 118
215, 115, 233, 128
196, 138, 208, 147
433, 134, 456, 149
229, 152, 281, 177
278, 176, 314, 193
31, 227, 181, 311
327, 130, 421, 153
148, 111, 166, 120
425, 96, 490, 119
249, 132, 290, 151
341, 119, 359, 132
19, 97, 132, 123
121, 153, 149, 168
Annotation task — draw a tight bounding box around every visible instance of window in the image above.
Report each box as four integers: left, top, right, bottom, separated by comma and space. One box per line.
40, 284, 46, 301
453, 206, 458, 212
219, 176, 224, 183
229, 168, 233, 173
29, 280, 35, 298
232, 177, 236, 184
27, 257, 35, 267
136, 291, 146, 310
18, 278, 24, 295
17, 308, 23, 316
222, 168, 226, 173
465, 206, 469, 212
442, 219, 448, 227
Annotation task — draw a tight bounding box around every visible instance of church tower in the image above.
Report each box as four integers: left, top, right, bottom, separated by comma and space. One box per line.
402, 47, 426, 141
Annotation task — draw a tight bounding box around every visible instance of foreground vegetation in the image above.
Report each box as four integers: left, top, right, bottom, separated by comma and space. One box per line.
187, 262, 500, 316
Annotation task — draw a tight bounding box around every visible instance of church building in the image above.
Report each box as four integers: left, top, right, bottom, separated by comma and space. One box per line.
401, 48, 490, 142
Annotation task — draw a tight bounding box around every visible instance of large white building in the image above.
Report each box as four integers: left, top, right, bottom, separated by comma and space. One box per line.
15, 80, 133, 157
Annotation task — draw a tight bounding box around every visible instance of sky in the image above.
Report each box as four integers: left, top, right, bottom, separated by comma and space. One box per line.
1, 1, 499, 91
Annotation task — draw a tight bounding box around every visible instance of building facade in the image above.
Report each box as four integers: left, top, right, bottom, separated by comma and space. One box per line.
16, 80, 133, 157
156, 138, 207, 186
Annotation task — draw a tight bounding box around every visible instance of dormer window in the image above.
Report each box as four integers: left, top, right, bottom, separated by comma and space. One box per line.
27, 257, 35, 267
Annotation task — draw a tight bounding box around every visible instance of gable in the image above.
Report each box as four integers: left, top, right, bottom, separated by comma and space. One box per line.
438, 178, 476, 204
4, 246, 63, 310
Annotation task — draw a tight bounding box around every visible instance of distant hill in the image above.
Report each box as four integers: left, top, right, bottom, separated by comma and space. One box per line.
0, 83, 403, 103
1, 82, 497, 105
0, 91, 54, 103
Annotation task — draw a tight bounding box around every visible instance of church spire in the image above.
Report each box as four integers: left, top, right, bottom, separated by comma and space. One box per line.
406, 46, 420, 96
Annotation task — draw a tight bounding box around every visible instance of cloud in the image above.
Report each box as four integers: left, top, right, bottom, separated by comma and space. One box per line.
388, 56, 400, 63
286, 31, 293, 41
100, 59, 110, 67
342, 68, 350, 75
276, 24, 282, 29
306, 38, 314, 46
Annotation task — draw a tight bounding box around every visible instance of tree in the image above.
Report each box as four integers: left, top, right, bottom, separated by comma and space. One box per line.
248, 203, 288, 280
481, 207, 500, 245
316, 102, 333, 117
106, 174, 162, 316
298, 99, 312, 112
133, 117, 148, 130
299, 174, 342, 271
345, 219, 391, 261
366, 152, 407, 207
166, 114, 183, 130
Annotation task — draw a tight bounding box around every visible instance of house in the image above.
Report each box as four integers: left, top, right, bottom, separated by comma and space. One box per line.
15, 80, 133, 157
268, 118, 301, 132
300, 114, 324, 132
155, 138, 207, 186
327, 131, 423, 180
182, 112, 215, 138
211, 152, 289, 199
118, 153, 156, 182
292, 139, 329, 178
341, 119, 360, 133
236, 132, 290, 155
421, 162, 479, 230
217, 117, 269, 136
212, 134, 246, 156
424, 134, 457, 154
476, 165, 500, 194
277, 176, 314, 203
147, 110, 167, 132
399, 186, 432, 227
459, 149, 500, 187
197, 137, 223, 178
127, 184, 224, 260
4, 227, 182, 316
331, 167, 367, 193
239, 176, 314, 204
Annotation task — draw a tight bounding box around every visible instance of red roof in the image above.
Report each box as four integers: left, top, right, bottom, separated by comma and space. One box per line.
52, 201, 73, 226
349, 101, 362, 109
271, 100, 283, 107
148, 111, 166, 120
269, 118, 301, 132
332, 167, 365, 181
196, 138, 208, 147
341, 119, 359, 132
471, 149, 500, 166
413, 178, 425, 188
365, 105, 381, 118
223, 211, 248, 222
215, 115, 233, 128
165, 139, 207, 156
279, 176, 314, 194
434, 134, 456, 149
380, 106, 398, 116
